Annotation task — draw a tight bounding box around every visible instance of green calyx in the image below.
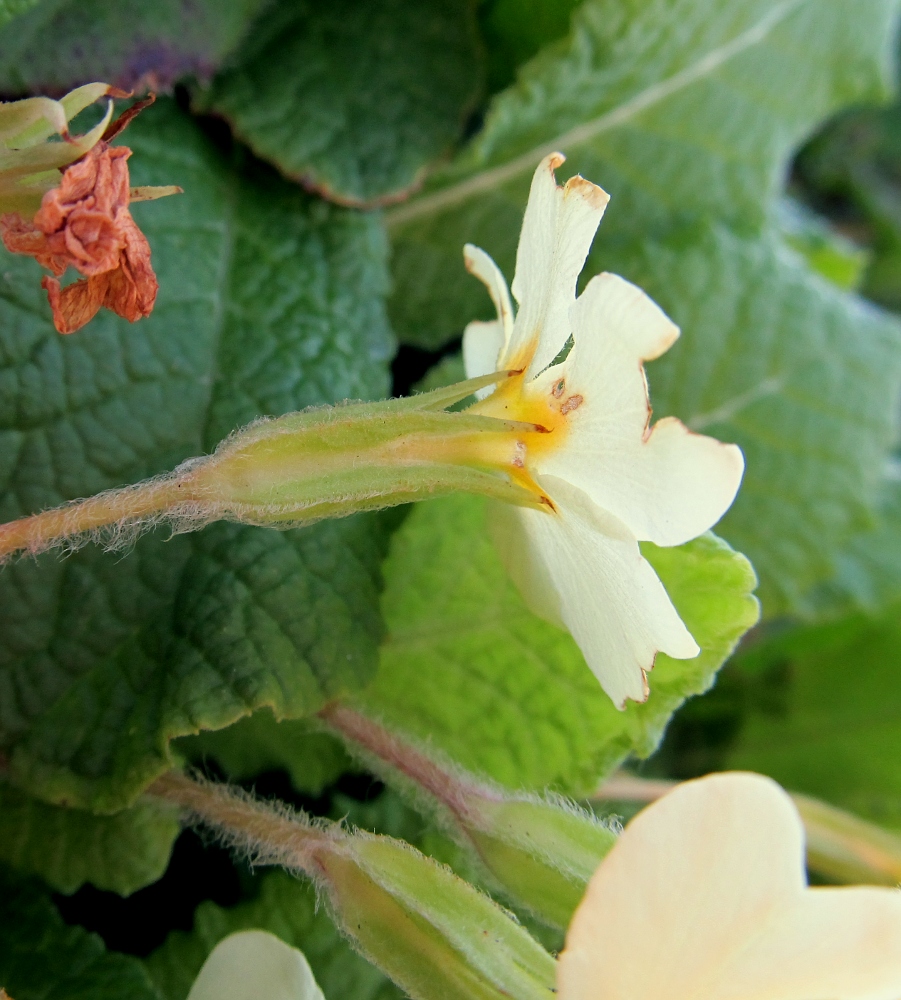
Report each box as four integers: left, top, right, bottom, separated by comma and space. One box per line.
464, 796, 615, 929
179, 371, 545, 525
0, 82, 115, 216
316, 833, 557, 1000
319, 705, 614, 930
0, 370, 548, 563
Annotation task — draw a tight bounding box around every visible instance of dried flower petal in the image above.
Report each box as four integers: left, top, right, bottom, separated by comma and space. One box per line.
0, 140, 159, 334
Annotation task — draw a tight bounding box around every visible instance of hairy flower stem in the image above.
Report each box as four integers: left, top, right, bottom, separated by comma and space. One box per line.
147, 770, 335, 872
0, 371, 552, 563
319, 703, 492, 823
0, 477, 185, 562
148, 770, 558, 1000
596, 773, 901, 886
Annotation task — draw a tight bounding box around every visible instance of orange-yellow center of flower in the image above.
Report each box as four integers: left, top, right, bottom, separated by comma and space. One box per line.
468, 369, 583, 506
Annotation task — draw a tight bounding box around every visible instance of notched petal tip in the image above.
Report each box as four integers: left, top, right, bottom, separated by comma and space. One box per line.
541, 150, 567, 172
537, 151, 610, 211
564, 174, 610, 212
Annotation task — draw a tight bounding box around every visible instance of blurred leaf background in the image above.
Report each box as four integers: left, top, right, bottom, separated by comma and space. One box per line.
1, 0, 901, 996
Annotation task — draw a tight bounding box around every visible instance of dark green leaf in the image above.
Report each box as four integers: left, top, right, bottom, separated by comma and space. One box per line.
0, 0, 265, 95
357, 493, 758, 795
196, 0, 483, 207
0, 867, 161, 1000
479, 0, 581, 94
0, 99, 395, 811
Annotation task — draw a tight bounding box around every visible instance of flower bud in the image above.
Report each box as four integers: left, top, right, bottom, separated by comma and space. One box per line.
313, 833, 556, 1000
149, 771, 556, 1000
320, 705, 615, 929
464, 796, 616, 929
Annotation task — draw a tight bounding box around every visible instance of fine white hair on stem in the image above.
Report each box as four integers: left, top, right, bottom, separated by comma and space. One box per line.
0, 471, 215, 565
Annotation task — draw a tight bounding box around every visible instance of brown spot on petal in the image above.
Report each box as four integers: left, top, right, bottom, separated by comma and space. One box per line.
552, 378, 565, 398
1, 140, 158, 334
563, 173, 610, 210
560, 394, 583, 415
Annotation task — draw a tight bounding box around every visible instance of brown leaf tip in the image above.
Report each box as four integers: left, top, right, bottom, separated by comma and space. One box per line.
1, 140, 158, 334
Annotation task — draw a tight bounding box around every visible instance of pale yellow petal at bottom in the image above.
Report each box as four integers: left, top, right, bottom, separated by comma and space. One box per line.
558, 772, 901, 1000
187, 930, 326, 1000
502, 475, 698, 707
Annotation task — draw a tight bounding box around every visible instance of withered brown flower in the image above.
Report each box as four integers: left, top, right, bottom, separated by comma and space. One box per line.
0, 139, 158, 334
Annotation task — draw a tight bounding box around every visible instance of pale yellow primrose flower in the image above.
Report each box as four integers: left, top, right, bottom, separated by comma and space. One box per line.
187, 930, 326, 1000
560, 772, 901, 1000
463, 153, 745, 708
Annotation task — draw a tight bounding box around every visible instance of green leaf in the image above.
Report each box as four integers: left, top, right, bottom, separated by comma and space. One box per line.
146, 870, 401, 1000
178, 712, 352, 797
385, 0, 901, 615
0, 783, 178, 895
724, 606, 901, 829
0, 98, 395, 812
0, 0, 265, 94
196, 0, 483, 207
356, 493, 758, 795
602, 225, 901, 612
799, 478, 901, 615
0, 867, 161, 1000
387, 0, 896, 345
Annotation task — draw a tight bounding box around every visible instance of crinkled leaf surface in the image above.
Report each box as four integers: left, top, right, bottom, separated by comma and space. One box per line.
386, 0, 901, 614
603, 227, 901, 614
725, 607, 901, 829
797, 477, 901, 615
0, 783, 178, 895
196, 0, 483, 207
0, 0, 265, 95
356, 494, 758, 796
0, 868, 161, 1000
0, 99, 395, 812
147, 870, 400, 1000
